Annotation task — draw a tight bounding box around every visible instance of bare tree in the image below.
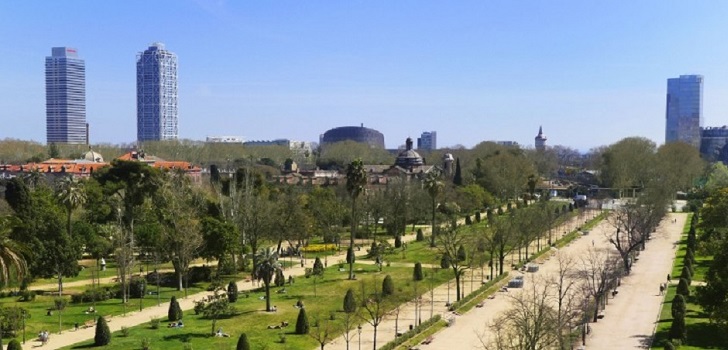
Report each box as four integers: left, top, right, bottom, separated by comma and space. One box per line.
606, 197, 666, 274
310, 315, 336, 350
340, 310, 358, 350
358, 278, 389, 349
549, 252, 582, 350
437, 214, 471, 302
576, 247, 620, 322
477, 278, 558, 350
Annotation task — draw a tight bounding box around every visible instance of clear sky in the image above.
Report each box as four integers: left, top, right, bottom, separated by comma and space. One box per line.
1, 1, 728, 151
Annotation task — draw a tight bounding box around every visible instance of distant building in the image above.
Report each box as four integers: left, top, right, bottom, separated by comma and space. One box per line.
321, 124, 385, 148
46, 47, 87, 144
496, 141, 519, 147
666, 75, 703, 148
137, 43, 178, 142
244, 139, 313, 156
206, 136, 244, 143
535, 126, 547, 151
417, 131, 437, 150
700, 126, 728, 162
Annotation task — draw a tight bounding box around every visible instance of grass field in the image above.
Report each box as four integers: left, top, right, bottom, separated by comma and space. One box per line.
62, 263, 454, 350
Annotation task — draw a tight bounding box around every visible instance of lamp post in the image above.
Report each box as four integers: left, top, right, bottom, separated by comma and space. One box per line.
139, 266, 144, 312
22, 309, 26, 344
357, 324, 362, 350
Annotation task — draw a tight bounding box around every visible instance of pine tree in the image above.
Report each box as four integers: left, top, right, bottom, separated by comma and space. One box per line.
457, 245, 467, 262
680, 265, 692, 285
236, 333, 251, 350
343, 288, 357, 313
453, 158, 463, 186
668, 311, 687, 342
94, 316, 111, 346
7, 339, 21, 350
475, 211, 481, 222
440, 254, 451, 269
295, 307, 310, 334
313, 257, 324, 272
274, 269, 285, 287
227, 281, 238, 303
382, 275, 394, 297
168, 296, 182, 321
676, 277, 691, 297
413, 262, 424, 282
671, 294, 686, 319
465, 216, 472, 225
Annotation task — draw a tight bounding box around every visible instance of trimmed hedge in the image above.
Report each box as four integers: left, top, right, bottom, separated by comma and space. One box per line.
378, 315, 442, 350
449, 272, 509, 312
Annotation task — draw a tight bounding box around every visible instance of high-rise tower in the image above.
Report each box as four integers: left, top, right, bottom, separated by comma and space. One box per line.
136, 43, 178, 142
417, 131, 437, 150
535, 126, 547, 151
665, 75, 703, 148
46, 47, 87, 144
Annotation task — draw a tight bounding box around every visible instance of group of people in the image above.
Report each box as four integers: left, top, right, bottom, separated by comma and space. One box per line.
168, 320, 184, 328
38, 330, 49, 345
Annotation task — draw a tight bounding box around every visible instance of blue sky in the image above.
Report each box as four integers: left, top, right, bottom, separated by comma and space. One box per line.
1, 1, 728, 151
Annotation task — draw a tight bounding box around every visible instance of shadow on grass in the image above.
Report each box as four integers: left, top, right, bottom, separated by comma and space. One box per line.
163, 331, 210, 342
653, 319, 728, 349
631, 334, 652, 348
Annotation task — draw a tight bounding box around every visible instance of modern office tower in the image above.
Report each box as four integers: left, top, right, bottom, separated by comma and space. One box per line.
535, 126, 547, 151
417, 131, 437, 150
137, 43, 178, 142
46, 47, 87, 144
665, 75, 703, 148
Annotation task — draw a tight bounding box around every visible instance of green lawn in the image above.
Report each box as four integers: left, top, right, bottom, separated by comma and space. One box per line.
62, 263, 454, 350
651, 213, 728, 349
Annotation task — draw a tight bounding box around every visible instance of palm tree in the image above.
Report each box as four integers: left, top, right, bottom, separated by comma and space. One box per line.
55, 175, 86, 296
254, 248, 280, 312
0, 217, 27, 288
424, 171, 444, 247
345, 159, 367, 280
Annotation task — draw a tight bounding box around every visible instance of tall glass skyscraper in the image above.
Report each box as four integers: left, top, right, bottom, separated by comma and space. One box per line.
665, 75, 703, 148
46, 47, 87, 144
137, 43, 178, 142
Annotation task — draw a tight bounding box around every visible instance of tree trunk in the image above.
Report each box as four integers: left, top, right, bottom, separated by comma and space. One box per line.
455, 271, 461, 301
430, 199, 437, 247
177, 270, 183, 291
349, 199, 356, 280
373, 325, 378, 350
265, 281, 271, 311
499, 254, 506, 275
592, 295, 601, 322
57, 273, 63, 297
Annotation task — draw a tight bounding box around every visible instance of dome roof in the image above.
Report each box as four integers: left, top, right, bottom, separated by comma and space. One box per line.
395, 137, 424, 168
83, 150, 104, 163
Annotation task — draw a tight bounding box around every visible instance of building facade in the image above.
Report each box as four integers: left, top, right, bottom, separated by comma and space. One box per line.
321, 125, 385, 148
137, 43, 178, 142
46, 47, 87, 144
665, 75, 703, 148
700, 126, 728, 163
417, 131, 437, 150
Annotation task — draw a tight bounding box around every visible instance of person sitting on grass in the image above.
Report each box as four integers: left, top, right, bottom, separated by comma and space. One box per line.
216, 328, 230, 337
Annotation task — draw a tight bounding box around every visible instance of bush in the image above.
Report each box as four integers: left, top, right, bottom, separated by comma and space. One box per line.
168, 296, 183, 321
465, 216, 472, 225
475, 211, 481, 222
382, 275, 394, 297
128, 277, 147, 299
71, 287, 114, 304
295, 308, 309, 334
236, 333, 251, 350
120, 326, 130, 337
227, 281, 238, 303
378, 315, 442, 350
141, 338, 151, 350
274, 270, 285, 287
416, 229, 424, 241
671, 294, 686, 319
217, 255, 237, 276
662, 339, 676, 350
150, 318, 160, 329
394, 236, 402, 248
18, 290, 35, 302
94, 316, 111, 346
343, 289, 356, 313
7, 339, 21, 350
680, 265, 692, 285
413, 262, 424, 282
676, 278, 691, 297
668, 312, 687, 342
188, 266, 212, 284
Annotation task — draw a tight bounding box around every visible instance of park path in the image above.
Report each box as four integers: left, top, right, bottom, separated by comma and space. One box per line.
421, 212, 684, 350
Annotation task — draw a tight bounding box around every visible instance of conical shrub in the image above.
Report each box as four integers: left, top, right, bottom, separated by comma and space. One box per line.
7, 339, 21, 350
295, 307, 309, 334
382, 275, 394, 297
343, 288, 357, 313
94, 316, 111, 346
676, 278, 690, 297
236, 333, 251, 350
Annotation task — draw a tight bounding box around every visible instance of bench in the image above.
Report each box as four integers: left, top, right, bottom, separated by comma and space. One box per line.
104, 315, 112, 323
475, 301, 484, 308
422, 336, 434, 345
83, 319, 95, 328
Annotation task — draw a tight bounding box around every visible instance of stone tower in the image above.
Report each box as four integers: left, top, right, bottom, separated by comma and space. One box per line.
535, 126, 547, 151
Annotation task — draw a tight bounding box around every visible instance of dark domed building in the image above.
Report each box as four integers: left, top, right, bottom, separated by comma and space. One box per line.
395, 137, 424, 169
321, 124, 385, 149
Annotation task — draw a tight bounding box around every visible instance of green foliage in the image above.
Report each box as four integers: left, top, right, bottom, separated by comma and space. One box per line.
457, 245, 467, 262
697, 237, 728, 328
150, 318, 160, 329
236, 333, 251, 350
168, 296, 183, 321
274, 269, 285, 287
416, 229, 424, 241
0, 306, 27, 335
464, 216, 472, 225
378, 315, 442, 350
95, 316, 112, 346
7, 339, 21, 350
680, 265, 692, 284
671, 294, 686, 319
343, 289, 357, 313
662, 339, 676, 350
668, 311, 687, 342
440, 254, 450, 269
120, 326, 130, 337
413, 262, 424, 282
295, 307, 309, 335
346, 247, 355, 264
227, 281, 238, 303
475, 211, 481, 222
676, 278, 690, 297
382, 275, 395, 297
453, 158, 463, 186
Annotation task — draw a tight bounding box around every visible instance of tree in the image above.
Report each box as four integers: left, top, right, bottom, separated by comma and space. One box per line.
550, 252, 580, 350
202, 288, 235, 336
576, 247, 620, 322
55, 176, 86, 246
94, 316, 111, 346
655, 142, 705, 194
344, 288, 357, 313
236, 333, 251, 350
382, 275, 394, 297
7, 339, 21, 350
413, 262, 424, 325
676, 278, 690, 297
478, 280, 558, 350
228, 281, 238, 303
312, 256, 325, 296
346, 159, 367, 280
0, 217, 27, 288
310, 316, 335, 350
254, 248, 281, 312
672, 294, 686, 319
453, 157, 463, 186
437, 219, 471, 302
359, 278, 389, 350
168, 296, 182, 321
296, 307, 310, 334
705, 162, 728, 192
697, 238, 728, 328
668, 311, 687, 343
424, 171, 444, 247
607, 196, 667, 274
599, 137, 657, 194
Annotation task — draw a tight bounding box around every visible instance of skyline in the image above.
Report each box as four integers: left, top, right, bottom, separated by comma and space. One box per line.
2, 1, 728, 151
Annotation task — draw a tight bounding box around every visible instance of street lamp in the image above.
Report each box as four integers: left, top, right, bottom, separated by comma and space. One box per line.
357, 324, 362, 350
